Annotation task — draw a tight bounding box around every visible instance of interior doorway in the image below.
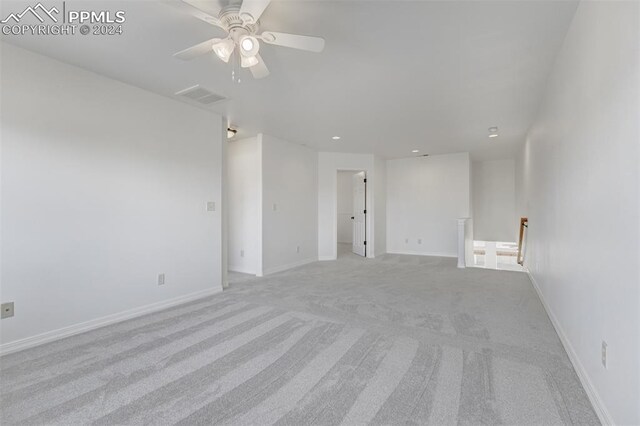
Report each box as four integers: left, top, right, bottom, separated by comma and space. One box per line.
472, 240, 523, 271
337, 170, 367, 257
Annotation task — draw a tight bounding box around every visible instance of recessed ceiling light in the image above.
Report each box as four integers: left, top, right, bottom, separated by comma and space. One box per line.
412, 149, 419, 153
332, 136, 341, 140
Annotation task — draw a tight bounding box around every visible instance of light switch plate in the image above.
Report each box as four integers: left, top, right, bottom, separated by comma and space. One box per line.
1, 302, 14, 319
158, 273, 165, 286
206, 202, 216, 212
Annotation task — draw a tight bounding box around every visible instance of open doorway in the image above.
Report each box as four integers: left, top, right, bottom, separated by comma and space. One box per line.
472, 240, 523, 271
337, 170, 367, 258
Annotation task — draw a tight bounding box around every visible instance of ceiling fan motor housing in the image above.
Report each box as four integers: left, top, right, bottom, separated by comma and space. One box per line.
219, 5, 258, 37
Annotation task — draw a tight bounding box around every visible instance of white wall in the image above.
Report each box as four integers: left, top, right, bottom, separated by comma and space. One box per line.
0, 44, 225, 349
472, 159, 517, 242
387, 153, 470, 257
516, 2, 639, 424
261, 134, 318, 274
318, 153, 377, 260
337, 171, 356, 244
374, 156, 387, 257
227, 137, 262, 275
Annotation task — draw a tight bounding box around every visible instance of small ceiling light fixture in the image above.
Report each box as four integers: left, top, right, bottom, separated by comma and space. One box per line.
488, 126, 499, 138
412, 149, 420, 153
227, 128, 237, 139
239, 35, 260, 57
211, 38, 235, 63
332, 136, 341, 140
241, 55, 259, 68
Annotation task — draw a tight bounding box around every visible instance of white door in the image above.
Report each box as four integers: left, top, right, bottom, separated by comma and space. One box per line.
352, 172, 366, 256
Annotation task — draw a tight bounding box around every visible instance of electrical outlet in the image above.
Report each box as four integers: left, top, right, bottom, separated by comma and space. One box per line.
272, 203, 277, 211
296, 246, 300, 253
405, 238, 409, 244
158, 273, 165, 286
240, 249, 244, 258
206, 201, 216, 212
1, 302, 14, 319
601, 341, 607, 368
418, 238, 422, 244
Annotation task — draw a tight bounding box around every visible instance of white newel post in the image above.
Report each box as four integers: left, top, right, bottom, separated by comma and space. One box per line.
457, 218, 467, 268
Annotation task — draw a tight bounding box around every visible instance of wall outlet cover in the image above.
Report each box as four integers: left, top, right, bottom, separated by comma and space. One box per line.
158, 273, 165, 286
1, 302, 15, 319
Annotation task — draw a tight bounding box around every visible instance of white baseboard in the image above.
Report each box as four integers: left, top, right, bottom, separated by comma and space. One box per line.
318, 256, 336, 261
387, 250, 457, 258
525, 270, 613, 426
262, 258, 317, 276
228, 265, 256, 275
0, 286, 222, 356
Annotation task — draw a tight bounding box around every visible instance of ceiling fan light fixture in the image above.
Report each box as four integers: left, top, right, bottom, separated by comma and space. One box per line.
239, 36, 260, 57
174, 0, 325, 80
212, 38, 235, 63
241, 55, 259, 68
488, 126, 499, 138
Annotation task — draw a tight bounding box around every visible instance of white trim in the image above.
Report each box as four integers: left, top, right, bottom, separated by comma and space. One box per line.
525, 269, 613, 426
262, 258, 317, 276
0, 287, 222, 356
228, 265, 256, 275
318, 255, 336, 261
387, 250, 457, 258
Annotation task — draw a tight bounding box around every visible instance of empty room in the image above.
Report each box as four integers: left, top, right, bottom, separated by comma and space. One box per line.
1, 0, 638, 425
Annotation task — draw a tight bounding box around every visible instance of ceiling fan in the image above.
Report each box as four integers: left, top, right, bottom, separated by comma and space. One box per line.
174, 0, 325, 79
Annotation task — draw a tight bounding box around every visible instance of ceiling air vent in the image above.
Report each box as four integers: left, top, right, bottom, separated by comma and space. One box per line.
175, 85, 226, 105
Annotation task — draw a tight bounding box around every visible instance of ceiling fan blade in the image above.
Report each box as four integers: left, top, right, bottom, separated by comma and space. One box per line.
250, 54, 270, 79
260, 31, 325, 53
239, 0, 271, 24
174, 38, 221, 60
181, 0, 222, 17
181, 0, 223, 28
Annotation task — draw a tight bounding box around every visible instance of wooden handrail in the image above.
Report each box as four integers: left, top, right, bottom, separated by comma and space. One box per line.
517, 217, 528, 265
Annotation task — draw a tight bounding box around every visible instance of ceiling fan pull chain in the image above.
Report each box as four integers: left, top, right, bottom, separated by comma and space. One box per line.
231, 49, 241, 84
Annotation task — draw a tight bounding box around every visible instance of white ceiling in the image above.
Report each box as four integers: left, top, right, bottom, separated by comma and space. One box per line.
1, 0, 578, 160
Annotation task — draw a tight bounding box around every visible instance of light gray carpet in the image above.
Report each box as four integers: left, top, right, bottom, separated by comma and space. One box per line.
0, 250, 599, 425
